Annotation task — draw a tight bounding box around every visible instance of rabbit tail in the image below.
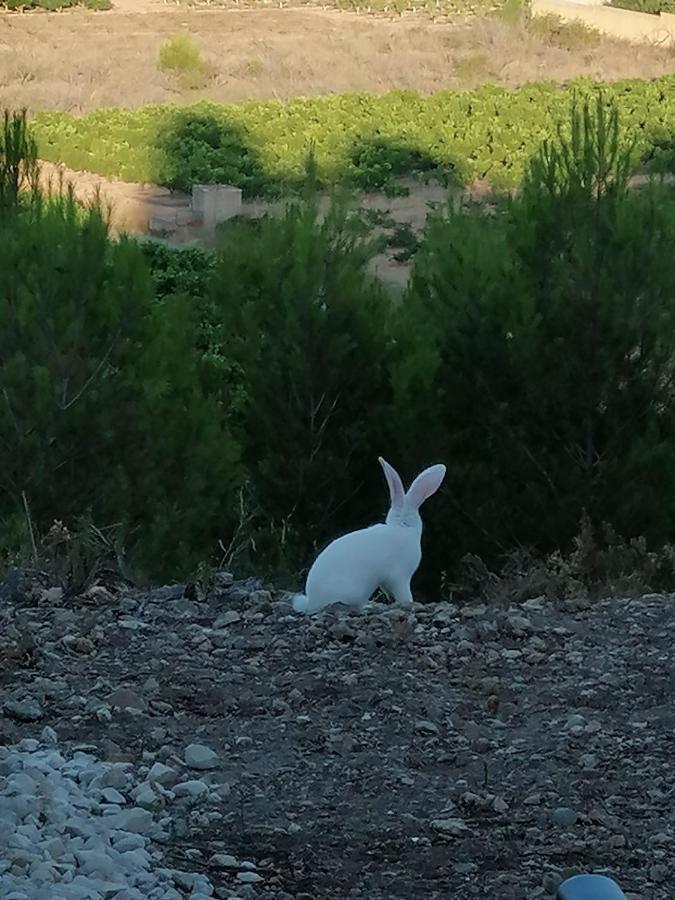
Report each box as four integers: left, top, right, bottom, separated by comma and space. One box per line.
292, 593, 309, 613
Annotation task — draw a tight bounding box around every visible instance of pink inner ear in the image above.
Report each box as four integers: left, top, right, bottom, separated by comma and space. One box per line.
405, 464, 446, 509
379, 457, 405, 509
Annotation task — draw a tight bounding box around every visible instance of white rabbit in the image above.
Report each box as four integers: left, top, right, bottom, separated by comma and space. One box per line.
292, 457, 446, 615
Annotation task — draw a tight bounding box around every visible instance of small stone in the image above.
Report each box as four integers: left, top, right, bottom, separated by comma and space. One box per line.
107, 688, 147, 712
3, 697, 43, 722
507, 614, 532, 636
101, 764, 129, 790
415, 720, 439, 735
552, 807, 577, 828
184, 744, 219, 771
101, 787, 127, 805
608, 833, 626, 849
96, 704, 113, 723
40, 726, 58, 745
112, 833, 146, 852
236, 871, 263, 884
75, 849, 119, 879
173, 780, 209, 799
147, 762, 178, 787
209, 853, 239, 868
493, 796, 509, 813
42, 586, 64, 605
108, 806, 154, 834
134, 783, 161, 809
566, 714, 586, 729
213, 611, 242, 628
649, 864, 668, 883
455, 862, 479, 874
431, 817, 468, 836
215, 571, 234, 588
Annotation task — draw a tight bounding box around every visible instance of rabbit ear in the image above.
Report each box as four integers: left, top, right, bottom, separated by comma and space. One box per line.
405, 464, 446, 510
379, 457, 405, 511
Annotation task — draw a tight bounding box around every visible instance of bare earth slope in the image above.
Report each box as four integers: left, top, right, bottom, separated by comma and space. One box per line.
2, 568, 674, 898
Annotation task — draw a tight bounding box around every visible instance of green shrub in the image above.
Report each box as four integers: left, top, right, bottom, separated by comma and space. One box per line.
529, 14, 601, 50
0, 114, 241, 580
31, 76, 675, 196
0, 0, 111, 9
157, 34, 215, 91
0, 109, 38, 210
495, 0, 528, 25
173, 0, 502, 14
609, 0, 675, 13
393, 96, 675, 594
206, 185, 394, 578
141, 241, 216, 302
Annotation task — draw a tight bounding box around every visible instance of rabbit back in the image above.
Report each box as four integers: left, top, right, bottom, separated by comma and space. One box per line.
303, 523, 421, 613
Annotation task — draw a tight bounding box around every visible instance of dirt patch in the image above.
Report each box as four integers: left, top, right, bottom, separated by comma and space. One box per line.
1, 5, 674, 113
1, 567, 674, 898
39, 158, 459, 287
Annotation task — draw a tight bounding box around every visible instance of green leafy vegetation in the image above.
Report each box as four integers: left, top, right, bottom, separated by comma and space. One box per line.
608, 0, 675, 14
174, 0, 501, 16
157, 33, 215, 91
31, 76, 675, 196
393, 96, 675, 593
528, 14, 601, 50
0, 0, 111, 9
8, 98, 675, 599
205, 185, 393, 577
0, 111, 241, 581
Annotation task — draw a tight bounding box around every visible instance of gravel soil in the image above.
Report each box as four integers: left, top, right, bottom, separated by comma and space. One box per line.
1, 569, 674, 899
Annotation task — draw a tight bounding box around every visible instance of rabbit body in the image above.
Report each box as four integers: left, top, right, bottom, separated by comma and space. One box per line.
292, 457, 445, 615
293, 522, 420, 614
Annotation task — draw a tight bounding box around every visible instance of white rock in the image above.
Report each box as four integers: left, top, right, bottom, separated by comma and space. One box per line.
183, 744, 218, 771
209, 853, 239, 868
133, 784, 161, 810
111, 833, 146, 852
100, 766, 130, 791
173, 780, 209, 799
107, 808, 154, 834
101, 788, 127, 805
75, 848, 120, 879
146, 762, 177, 787
236, 870, 263, 883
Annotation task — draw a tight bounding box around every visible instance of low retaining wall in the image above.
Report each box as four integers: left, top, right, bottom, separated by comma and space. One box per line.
532, 0, 675, 46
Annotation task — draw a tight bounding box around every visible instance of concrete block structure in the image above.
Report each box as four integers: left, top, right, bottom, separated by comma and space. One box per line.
191, 184, 243, 229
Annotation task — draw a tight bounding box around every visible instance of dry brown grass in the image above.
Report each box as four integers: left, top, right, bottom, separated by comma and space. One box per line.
1, 5, 674, 113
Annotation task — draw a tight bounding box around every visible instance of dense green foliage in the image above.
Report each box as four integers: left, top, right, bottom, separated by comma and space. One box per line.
141, 241, 215, 302
393, 98, 675, 591
0, 112, 240, 579
32, 76, 675, 196
206, 190, 393, 575
609, 0, 675, 14
7, 98, 675, 597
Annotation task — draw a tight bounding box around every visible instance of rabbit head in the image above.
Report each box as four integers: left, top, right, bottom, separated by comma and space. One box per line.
379, 457, 446, 531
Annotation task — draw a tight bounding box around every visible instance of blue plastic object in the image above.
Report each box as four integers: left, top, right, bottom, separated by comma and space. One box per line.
557, 874, 627, 900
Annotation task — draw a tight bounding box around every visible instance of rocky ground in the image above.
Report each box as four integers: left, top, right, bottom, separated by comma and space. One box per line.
1, 568, 674, 899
